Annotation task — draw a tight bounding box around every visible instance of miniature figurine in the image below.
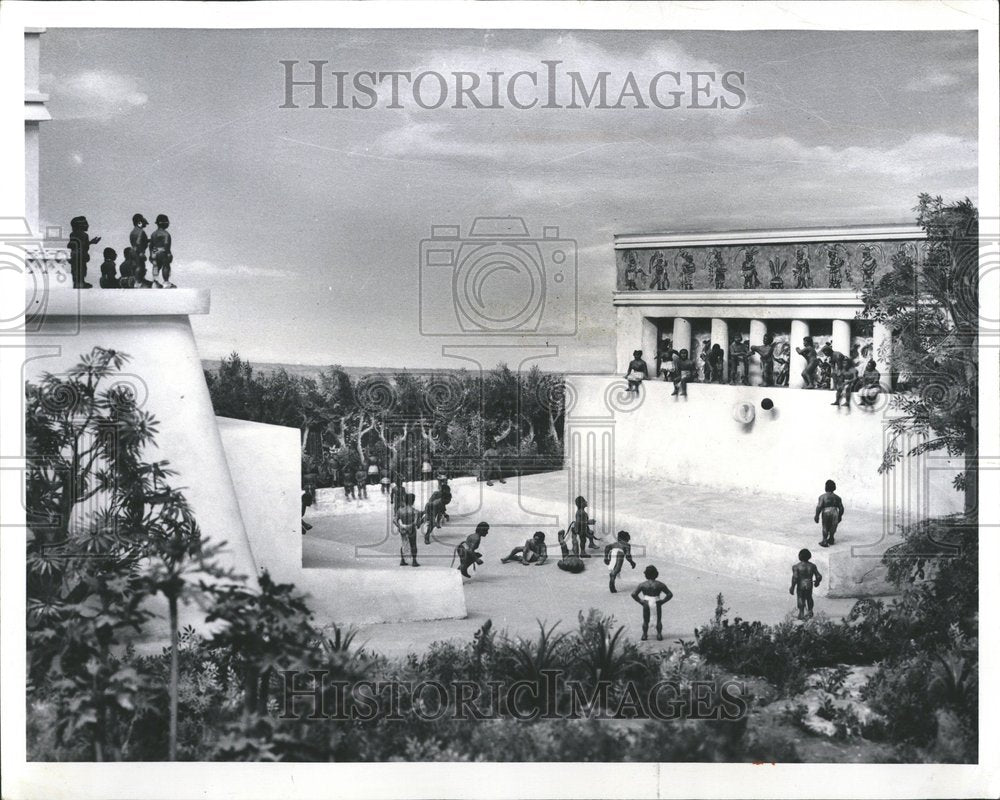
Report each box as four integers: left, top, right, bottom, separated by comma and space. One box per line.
631, 565, 673, 641
604, 530, 636, 593
789, 548, 822, 620
750, 332, 777, 387
708, 248, 727, 289
149, 213, 175, 288
501, 531, 548, 565
625, 349, 648, 393
796, 336, 819, 389
814, 479, 845, 547
98, 247, 119, 288
67, 216, 100, 288
623, 251, 645, 290
453, 521, 489, 578
671, 349, 698, 397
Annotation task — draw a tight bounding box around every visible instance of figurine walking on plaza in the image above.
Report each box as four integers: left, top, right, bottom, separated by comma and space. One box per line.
773, 341, 790, 386
453, 522, 489, 579
814, 479, 845, 547
790, 549, 822, 620
67, 215, 101, 288
750, 332, 777, 386
149, 213, 176, 288
395, 492, 421, 567
625, 350, 648, 393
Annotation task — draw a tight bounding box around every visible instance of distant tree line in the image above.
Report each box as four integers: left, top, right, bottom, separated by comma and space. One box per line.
204, 355, 567, 484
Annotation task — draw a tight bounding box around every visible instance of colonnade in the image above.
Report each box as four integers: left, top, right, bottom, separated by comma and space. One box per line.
640, 315, 892, 390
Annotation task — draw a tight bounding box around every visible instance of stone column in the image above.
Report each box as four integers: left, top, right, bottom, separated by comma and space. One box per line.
749, 319, 767, 385
789, 319, 810, 389
711, 318, 729, 381
832, 319, 851, 358
872, 321, 893, 390
672, 317, 692, 358
640, 316, 658, 377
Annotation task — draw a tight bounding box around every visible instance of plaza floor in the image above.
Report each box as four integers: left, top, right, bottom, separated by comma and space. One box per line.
302, 476, 865, 659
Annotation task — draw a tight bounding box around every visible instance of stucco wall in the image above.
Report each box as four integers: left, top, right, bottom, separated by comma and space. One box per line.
565, 374, 963, 517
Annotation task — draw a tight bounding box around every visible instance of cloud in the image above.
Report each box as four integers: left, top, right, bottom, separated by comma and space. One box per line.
46, 70, 148, 120
904, 70, 965, 92
184, 259, 296, 279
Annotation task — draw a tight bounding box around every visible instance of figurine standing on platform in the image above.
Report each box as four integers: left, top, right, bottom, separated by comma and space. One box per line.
796, 336, 819, 389
750, 332, 777, 387
708, 343, 725, 383
698, 339, 712, 382
648, 250, 668, 290
729, 333, 750, 385
130, 213, 149, 284
67, 216, 100, 289
99, 247, 119, 288
774, 341, 790, 387
149, 214, 176, 288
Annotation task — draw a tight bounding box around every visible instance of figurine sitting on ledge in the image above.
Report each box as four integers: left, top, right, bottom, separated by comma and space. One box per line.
99, 248, 119, 288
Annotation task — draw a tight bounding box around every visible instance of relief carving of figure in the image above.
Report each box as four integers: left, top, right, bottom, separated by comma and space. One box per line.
707, 248, 727, 289
739, 247, 761, 289
676, 249, 696, 290
825, 245, 847, 288
859, 244, 881, 288
648, 250, 668, 290
623, 251, 646, 290
792, 248, 812, 288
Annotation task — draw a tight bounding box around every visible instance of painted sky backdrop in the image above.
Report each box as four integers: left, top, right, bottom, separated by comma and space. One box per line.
39, 29, 977, 370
